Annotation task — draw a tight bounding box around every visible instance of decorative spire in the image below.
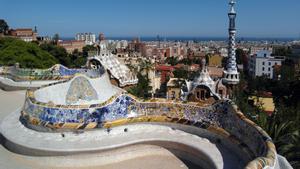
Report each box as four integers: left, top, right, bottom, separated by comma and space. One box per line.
223, 0, 239, 85
229, 0, 236, 13
201, 58, 207, 72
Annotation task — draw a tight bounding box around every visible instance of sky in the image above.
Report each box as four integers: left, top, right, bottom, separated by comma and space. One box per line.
0, 0, 300, 38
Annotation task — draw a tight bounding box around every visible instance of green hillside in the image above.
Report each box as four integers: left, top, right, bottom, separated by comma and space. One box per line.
0, 37, 58, 68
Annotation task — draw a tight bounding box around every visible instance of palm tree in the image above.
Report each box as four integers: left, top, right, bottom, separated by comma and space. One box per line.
256, 112, 300, 168
139, 59, 153, 77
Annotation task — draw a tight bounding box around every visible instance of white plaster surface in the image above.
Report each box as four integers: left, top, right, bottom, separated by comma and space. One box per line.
1, 109, 224, 168
0, 89, 26, 120
34, 74, 122, 105
0, 144, 188, 169
0, 76, 59, 89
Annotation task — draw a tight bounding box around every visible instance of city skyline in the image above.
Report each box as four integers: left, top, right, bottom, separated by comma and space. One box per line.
1, 0, 300, 38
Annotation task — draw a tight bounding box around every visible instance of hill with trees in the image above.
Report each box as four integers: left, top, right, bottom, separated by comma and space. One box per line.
0, 37, 92, 69
0, 37, 58, 68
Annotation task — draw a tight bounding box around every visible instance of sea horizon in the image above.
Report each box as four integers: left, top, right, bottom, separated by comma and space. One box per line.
60, 36, 299, 42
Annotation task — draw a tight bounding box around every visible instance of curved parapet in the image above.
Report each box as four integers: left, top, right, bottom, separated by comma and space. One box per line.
0, 76, 58, 91
18, 85, 277, 168
2, 112, 231, 169
0, 64, 105, 90
0, 64, 104, 81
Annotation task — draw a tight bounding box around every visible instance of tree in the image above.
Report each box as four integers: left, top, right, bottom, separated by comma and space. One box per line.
128, 72, 152, 99
82, 45, 97, 57
72, 57, 86, 68
139, 60, 153, 77
165, 56, 178, 66
279, 59, 296, 81
178, 58, 192, 65
236, 48, 244, 64
0, 19, 9, 34
173, 68, 188, 79
221, 57, 228, 68
236, 48, 248, 69
256, 111, 299, 168
53, 33, 60, 44
40, 43, 87, 68
40, 43, 71, 67
205, 54, 210, 65
272, 47, 292, 56
70, 49, 86, 68
72, 49, 80, 58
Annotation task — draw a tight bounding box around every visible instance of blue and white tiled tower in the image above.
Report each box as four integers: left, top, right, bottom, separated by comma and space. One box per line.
223, 0, 240, 85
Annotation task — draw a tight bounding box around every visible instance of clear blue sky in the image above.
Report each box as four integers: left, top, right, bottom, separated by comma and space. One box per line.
1, 0, 299, 38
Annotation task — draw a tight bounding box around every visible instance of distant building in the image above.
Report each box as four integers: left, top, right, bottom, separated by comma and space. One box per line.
291, 44, 300, 56
249, 95, 275, 115
250, 46, 273, 56
58, 40, 85, 53
128, 38, 146, 54
8, 28, 37, 42
166, 78, 183, 100
248, 50, 285, 79
75, 33, 96, 45
99, 33, 105, 41
37, 36, 52, 42
155, 65, 176, 84
207, 66, 224, 80
164, 46, 182, 58
186, 40, 194, 48
148, 69, 161, 95
189, 51, 206, 60
219, 48, 228, 58
115, 40, 128, 49
208, 54, 223, 67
